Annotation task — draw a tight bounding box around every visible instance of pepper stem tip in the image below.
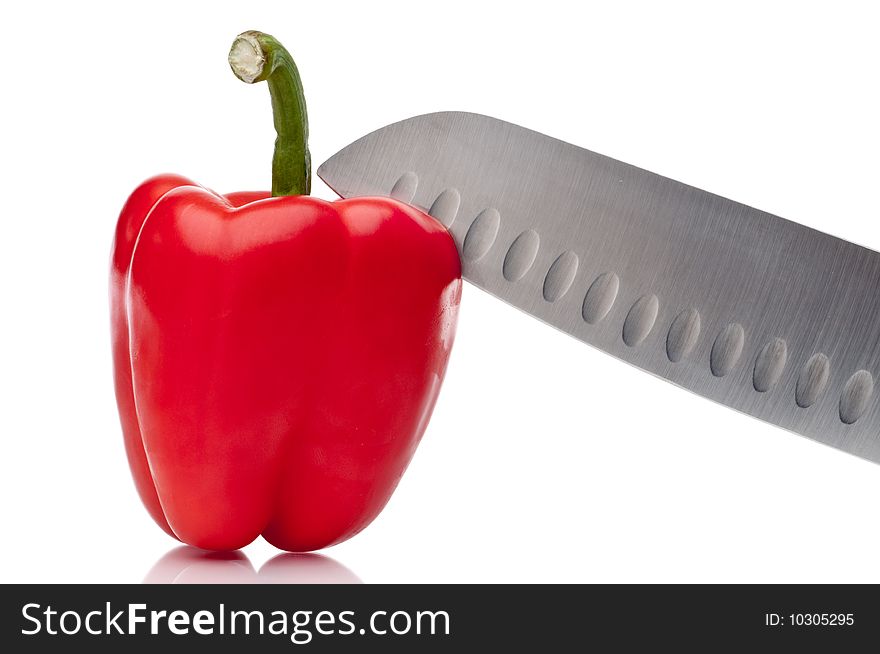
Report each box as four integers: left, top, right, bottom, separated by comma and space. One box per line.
228, 31, 266, 84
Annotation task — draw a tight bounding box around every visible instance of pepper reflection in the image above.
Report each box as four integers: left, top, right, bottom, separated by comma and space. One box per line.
144, 546, 362, 584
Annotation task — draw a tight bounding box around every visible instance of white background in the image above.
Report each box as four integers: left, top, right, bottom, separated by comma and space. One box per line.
2, 1, 880, 583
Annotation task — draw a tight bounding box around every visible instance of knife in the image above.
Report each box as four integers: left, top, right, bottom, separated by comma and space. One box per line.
317, 111, 880, 466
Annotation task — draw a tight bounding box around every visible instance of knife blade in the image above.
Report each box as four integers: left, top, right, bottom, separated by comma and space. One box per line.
317, 111, 880, 465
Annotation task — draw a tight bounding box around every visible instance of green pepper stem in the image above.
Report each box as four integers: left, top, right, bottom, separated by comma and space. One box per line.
228, 31, 310, 196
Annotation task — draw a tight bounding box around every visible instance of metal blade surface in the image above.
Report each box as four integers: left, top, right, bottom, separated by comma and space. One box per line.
318, 111, 880, 464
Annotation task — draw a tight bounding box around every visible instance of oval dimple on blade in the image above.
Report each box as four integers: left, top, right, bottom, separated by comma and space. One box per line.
840, 370, 874, 425
710, 323, 745, 378
462, 208, 501, 261
390, 171, 418, 202
543, 251, 579, 302
666, 308, 701, 363
582, 272, 619, 325
796, 353, 830, 408
623, 295, 659, 347
429, 188, 461, 227
503, 230, 540, 282
753, 337, 788, 392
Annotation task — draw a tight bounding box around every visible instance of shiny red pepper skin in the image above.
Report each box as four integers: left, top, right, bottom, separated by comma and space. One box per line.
111, 175, 461, 551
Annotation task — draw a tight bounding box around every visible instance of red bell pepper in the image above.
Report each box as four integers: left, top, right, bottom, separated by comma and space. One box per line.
110, 31, 461, 552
